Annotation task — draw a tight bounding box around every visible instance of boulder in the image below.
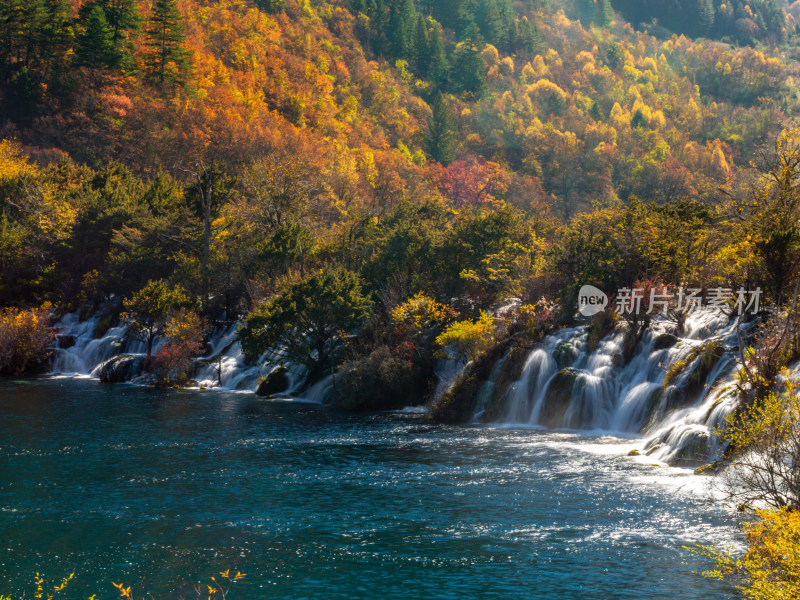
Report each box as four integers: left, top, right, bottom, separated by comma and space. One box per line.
653, 333, 679, 350
256, 366, 289, 396
98, 354, 145, 383
538, 367, 579, 428
56, 334, 76, 349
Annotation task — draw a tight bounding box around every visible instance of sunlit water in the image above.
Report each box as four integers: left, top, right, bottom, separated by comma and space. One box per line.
0, 379, 740, 599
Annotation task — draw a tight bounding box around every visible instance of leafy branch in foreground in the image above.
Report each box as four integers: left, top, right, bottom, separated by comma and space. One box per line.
694, 507, 800, 600
693, 374, 800, 600
2, 568, 246, 600
717, 375, 800, 509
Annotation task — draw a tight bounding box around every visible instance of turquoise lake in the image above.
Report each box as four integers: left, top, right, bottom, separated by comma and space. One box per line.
0, 378, 739, 599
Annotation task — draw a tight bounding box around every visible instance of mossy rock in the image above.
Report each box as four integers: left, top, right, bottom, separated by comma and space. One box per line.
586, 310, 619, 352
622, 323, 645, 362
553, 339, 581, 370
93, 313, 118, 339
538, 367, 580, 428
98, 354, 145, 383
653, 333, 678, 350
430, 374, 481, 424
256, 366, 289, 396
669, 430, 711, 466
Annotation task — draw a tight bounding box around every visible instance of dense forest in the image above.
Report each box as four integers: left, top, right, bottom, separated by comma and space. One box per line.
2, 0, 800, 388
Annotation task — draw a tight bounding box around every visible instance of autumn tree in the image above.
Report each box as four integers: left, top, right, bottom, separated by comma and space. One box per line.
435, 311, 495, 363
698, 507, 800, 600
730, 128, 800, 304
0, 307, 54, 375
122, 279, 189, 359
0, 140, 75, 304
152, 307, 208, 385
181, 161, 236, 307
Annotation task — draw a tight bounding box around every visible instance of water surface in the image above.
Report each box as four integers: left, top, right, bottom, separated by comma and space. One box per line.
0, 378, 738, 599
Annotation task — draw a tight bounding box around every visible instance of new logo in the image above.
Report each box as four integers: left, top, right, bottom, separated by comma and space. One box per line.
577, 285, 608, 316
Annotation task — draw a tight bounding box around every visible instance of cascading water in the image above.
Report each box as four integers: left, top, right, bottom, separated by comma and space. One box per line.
49, 309, 328, 402
51, 304, 752, 461
491, 309, 748, 464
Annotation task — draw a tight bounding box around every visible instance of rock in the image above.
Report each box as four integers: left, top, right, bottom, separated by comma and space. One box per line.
653, 333, 679, 350
56, 334, 75, 349
627, 449, 640, 456
612, 352, 623, 367
538, 368, 580, 428
669, 430, 711, 466
553, 340, 580, 370
256, 366, 289, 396
98, 354, 145, 383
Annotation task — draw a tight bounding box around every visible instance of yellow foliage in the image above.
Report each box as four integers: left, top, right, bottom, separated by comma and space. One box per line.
0, 139, 39, 180
698, 507, 800, 600
521, 62, 537, 84
0, 307, 54, 376
435, 311, 496, 362
529, 79, 568, 103
391, 292, 456, 338
532, 54, 548, 77
0, 139, 75, 242
499, 56, 515, 76
711, 144, 731, 175
481, 44, 500, 66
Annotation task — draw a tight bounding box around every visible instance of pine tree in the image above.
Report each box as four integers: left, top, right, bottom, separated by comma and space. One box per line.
145, 0, 190, 88
512, 16, 543, 57
426, 23, 448, 84
369, 0, 388, 55
103, 0, 140, 47
388, 0, 415, 58
79, 0, 139, 71
696, 0, 714, 35
20, 0, 47, 69
451, 26, 486, 98
426, 95, 456, 165
413, 15, 429, 74
594, 0, 613, 27
76, 5, 116, 69
477, 0, 504, 45
5, 67, 38, 122
575, 0, 594, 26
41, 0, 74, 76
255, 0, 286, 13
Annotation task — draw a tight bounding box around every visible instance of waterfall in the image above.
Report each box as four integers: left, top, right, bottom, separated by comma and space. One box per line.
51, 310, 145, 377
49, 309, 321, 399
490, 309, 748, 463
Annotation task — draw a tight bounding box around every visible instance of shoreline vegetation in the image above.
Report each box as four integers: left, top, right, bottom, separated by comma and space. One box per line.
4, 0, 800, 595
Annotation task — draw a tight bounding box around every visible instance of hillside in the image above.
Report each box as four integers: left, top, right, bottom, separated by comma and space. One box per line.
2, 0, 800, 383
